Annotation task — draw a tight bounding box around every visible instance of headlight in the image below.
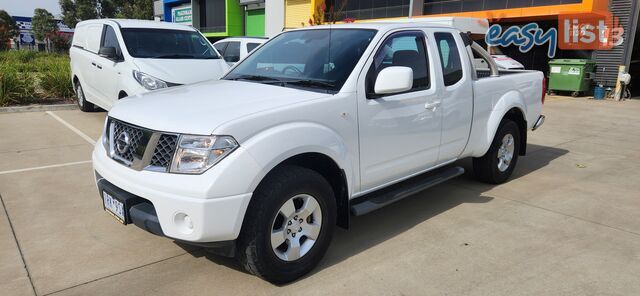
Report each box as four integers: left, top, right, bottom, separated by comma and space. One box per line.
102, 117, 110, 151
133, 70, 168, 90
170, 135, 238, 174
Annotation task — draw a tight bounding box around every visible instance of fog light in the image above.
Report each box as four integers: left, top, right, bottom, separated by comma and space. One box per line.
174, 212, 194, 234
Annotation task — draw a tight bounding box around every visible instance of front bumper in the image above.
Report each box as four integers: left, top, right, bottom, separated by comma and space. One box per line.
93, 142, 254, 243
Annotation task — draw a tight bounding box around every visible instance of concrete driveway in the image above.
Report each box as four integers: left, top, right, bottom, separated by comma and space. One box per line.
1, 97, 639, 295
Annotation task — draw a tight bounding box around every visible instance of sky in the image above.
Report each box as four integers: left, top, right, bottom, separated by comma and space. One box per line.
0, 0, 62, 18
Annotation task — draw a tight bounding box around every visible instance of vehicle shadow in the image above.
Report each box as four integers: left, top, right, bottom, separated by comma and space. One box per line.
178, 144, 568, 283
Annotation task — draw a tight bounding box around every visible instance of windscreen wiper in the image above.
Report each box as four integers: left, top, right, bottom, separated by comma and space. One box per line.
151, 54, 198, 59
229, 75, 286, 86
284, 79, 336, 89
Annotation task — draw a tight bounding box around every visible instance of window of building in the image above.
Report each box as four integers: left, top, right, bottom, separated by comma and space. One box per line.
423, 0, 582, 15
199, 0, 226, 32
326, 0, 410, 21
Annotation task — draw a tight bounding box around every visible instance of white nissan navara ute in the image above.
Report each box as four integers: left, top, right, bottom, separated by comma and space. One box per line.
93, 22, 545, 283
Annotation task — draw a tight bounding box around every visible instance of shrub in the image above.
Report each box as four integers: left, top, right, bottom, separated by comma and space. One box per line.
0, 51, 70, 105
0, 65, 35, 106
39, 61, 74, 99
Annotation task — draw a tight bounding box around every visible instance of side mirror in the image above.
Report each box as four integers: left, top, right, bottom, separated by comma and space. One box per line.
374, 66, 413, 95
98, 47, 118, 60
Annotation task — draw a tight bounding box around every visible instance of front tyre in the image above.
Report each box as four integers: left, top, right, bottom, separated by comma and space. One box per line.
75, 82, 95, 112
237, 165, 336, 284
473, 119, 520, 184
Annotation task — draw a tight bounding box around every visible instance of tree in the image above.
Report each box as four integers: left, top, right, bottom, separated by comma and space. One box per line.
0, 10, 19, 50
59, 0, 153, 27
111, 0, 154, 20
32, 8, 58, 52
60, 0, 98, 28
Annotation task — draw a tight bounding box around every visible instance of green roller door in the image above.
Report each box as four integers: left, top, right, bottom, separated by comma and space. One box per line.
245, 9, 265, 37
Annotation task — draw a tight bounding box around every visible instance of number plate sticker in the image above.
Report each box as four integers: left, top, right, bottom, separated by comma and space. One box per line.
103, 191, 125, 223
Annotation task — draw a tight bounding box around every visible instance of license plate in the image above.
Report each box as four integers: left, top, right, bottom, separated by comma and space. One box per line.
103, 191, 125, 223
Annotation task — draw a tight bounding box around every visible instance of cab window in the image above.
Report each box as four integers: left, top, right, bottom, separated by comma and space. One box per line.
214, 42, 228, 55
223, 41, 241, 63
100, 25, 122, 59
434, 32, 463, 86
246, 42, 261, 53
366, 31, 430, 97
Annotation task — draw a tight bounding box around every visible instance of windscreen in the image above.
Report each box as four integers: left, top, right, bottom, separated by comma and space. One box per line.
225, 29, 377, 93
121, 28, 220, 59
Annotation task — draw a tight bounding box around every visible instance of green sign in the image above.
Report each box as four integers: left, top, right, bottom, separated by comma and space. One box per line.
172, 6, 192, 24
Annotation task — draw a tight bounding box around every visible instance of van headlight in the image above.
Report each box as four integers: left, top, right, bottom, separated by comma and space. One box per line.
133, 70, 168, 90
170, 135, 238, 174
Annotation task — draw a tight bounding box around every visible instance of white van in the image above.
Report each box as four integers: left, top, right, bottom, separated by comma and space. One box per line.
70, 19, 229, 112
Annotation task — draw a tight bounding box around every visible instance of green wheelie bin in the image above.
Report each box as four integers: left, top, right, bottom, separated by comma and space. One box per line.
548, 59, 596, 97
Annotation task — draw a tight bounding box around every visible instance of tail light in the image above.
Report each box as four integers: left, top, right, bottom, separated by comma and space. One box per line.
541, 77, 547, 105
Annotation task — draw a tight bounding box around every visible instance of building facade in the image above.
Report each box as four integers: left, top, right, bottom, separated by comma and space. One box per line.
285, 0, 639, 88
159, 1, 281, 39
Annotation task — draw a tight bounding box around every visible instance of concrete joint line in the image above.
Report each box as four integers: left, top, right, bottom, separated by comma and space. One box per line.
43, 252, 191, 296
0, 194, 38, 296
45, 111, 97, 145
0, 160, 92, 175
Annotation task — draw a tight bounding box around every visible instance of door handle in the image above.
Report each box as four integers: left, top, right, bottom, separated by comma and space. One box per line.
96, 64, 102, 69
425, 101, 441, 111
91, 62, 96, 66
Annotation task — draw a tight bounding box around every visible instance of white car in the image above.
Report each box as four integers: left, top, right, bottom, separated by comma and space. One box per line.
213, 37, 267, 66
93, 22, 545, 283
70, 19, 229, 112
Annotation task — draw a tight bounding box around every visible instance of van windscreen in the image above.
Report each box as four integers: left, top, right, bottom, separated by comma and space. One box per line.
121, 28, 220, 59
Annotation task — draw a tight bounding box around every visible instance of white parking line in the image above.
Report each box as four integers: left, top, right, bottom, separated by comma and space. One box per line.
45, 111, 97, 145
0, 160, 92, 175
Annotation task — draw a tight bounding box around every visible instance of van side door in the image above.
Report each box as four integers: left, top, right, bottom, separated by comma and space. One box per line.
75, 23, 103, 104
93, 24, 126, 109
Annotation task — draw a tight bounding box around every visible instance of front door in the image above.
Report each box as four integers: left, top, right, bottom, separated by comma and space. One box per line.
94, 24, 125, 109
357, 30, 442, 192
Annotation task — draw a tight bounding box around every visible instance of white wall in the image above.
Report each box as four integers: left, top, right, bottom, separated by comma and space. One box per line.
265, 0, 284, 38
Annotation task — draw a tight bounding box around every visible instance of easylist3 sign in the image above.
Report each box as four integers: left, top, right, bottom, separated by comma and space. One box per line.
486, 11, 625, 58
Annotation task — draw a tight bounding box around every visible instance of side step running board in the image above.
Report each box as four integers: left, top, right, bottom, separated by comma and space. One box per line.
350, 166, 465, 216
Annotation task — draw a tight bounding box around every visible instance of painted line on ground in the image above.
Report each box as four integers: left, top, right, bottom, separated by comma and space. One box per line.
45, 111, 97, 145
0, 160, 92, 175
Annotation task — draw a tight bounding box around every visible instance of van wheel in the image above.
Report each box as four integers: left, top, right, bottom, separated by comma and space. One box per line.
75, 82, 94, 112
473, 119, 520, 184
237, 165, 336, 284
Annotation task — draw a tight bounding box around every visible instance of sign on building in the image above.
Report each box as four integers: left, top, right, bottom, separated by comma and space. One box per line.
172, 6, 192, 25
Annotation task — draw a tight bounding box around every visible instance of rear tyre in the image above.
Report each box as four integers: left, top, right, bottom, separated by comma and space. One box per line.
237, 165, 336, 284
473, 119, 520, 184
75, 82, 94, 112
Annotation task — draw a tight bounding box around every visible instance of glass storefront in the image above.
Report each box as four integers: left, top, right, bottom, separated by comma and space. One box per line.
326, 0, 411, 20
423, 0, 582, 15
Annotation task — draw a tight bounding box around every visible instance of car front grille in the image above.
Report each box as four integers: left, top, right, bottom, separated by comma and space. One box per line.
149, 134, 178, 168
112, 121, 144, 163
108, 119, 178, 172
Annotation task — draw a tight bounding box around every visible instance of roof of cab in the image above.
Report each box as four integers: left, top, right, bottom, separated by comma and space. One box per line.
76, 19, 196, 31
